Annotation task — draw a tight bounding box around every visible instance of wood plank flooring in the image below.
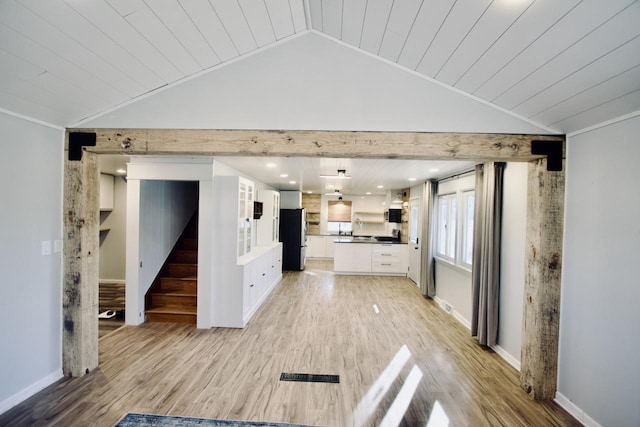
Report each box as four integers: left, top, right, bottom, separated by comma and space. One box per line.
0, 261, 580, 427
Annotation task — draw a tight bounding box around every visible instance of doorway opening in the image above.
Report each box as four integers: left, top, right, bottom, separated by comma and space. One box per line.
98, 155, 129, 339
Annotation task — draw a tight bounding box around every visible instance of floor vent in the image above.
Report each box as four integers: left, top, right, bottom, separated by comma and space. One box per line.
279, 373, 340, 383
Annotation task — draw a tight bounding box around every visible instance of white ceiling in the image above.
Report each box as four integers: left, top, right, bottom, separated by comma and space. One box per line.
1, 0, 638, 133
99, 155, 475, 195
217, 156, 475, 194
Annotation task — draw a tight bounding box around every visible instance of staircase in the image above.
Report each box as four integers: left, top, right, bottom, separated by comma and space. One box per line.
145, 215, 198, 324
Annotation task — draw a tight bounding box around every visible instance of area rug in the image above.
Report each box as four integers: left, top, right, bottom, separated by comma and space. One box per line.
116, 413, 315, 427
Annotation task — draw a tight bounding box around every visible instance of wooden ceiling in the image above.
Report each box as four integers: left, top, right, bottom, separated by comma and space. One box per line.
1, 0, 638, 133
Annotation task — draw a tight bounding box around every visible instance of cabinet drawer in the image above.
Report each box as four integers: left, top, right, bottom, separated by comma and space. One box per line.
372, 260, 403, 273
372, 253, 402, 263
372, 244, 402, 255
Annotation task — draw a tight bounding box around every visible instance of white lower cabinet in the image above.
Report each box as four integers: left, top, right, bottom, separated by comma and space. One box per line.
307, 235, 326, 258
334, 243, 408, 276
372, 244, 408, 274
307, 235, 337, 259
213, 243, 283, 328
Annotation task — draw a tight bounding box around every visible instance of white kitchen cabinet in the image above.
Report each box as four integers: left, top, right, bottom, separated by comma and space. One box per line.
372, 244, 408, 274
325, 237, 336, 258
307, 235, 336, 259
334, 242, 408, 276
214, 243, 283, 328
237, 178, 254, 257
334, 243, 372, 273
307, 235, 326, 258
257, 190, 280, 245
211, 177, 282, 328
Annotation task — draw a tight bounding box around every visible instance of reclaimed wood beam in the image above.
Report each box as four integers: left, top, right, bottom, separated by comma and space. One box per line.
63, 149, 99, 377
69, 128, 565, 161
521, 158, 565, 399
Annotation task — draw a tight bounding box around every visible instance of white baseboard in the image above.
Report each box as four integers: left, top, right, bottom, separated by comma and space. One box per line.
433, 297, 523, 372
452, 310, 471, 330
0, 369, 63, 415
555, 392, 601, 427
491, 345, 521, 371
433, 296, 471, 330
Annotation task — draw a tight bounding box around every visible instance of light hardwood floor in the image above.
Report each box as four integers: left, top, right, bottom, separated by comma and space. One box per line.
1, 261, 579, 426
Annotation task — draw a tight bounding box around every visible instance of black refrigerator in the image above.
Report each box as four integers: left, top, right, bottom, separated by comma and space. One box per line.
279, 208, 307, 270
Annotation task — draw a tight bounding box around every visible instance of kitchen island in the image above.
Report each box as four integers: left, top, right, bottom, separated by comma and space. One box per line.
333, 237, 408, 276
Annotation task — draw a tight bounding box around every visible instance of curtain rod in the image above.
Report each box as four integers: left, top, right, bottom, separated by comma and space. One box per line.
436, 168, 476, 183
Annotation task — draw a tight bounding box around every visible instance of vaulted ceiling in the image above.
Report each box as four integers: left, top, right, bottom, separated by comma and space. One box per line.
1, 0, 638, 133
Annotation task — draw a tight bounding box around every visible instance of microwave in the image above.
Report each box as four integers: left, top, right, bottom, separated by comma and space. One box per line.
386, 208, 402, 223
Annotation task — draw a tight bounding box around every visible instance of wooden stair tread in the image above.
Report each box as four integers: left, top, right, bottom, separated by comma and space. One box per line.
146, 306, 196, 315
151, 291, 196, 297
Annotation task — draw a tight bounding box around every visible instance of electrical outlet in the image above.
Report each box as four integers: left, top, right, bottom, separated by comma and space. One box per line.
41, 240, 52, 255
445, 304, 453, 313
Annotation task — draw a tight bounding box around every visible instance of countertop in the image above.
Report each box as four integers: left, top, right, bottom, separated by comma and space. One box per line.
333, 237, 405, 244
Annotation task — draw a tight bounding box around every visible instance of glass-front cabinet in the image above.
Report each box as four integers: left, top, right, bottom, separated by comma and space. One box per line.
237, 178, 254, 257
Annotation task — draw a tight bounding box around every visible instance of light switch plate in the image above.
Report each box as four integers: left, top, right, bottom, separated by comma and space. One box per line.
42, 240, 52, 255
54, 240, 63, 253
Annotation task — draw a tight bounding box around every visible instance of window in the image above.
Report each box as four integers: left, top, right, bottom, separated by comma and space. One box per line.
437, 189, 475, 268
437, 193, 456, 260
327, 200, 353, 235
327, 221, 352, 234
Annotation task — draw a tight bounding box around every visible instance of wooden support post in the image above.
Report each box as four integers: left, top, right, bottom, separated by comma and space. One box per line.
521, 158, 565, 399
63, 150, 99, 377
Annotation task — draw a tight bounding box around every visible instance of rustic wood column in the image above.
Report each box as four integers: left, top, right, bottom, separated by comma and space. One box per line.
520, 158, 565, 399
63, 149, 99, 376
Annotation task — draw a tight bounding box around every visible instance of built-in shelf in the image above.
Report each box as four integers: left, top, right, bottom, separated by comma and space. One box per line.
353, 211, 384, 224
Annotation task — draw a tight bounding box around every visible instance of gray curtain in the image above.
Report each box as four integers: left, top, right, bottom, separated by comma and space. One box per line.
420, 180, 437, 298
471, 162, 505, 346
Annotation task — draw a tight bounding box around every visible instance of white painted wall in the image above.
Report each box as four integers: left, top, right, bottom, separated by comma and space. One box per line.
0, 113, 63, 412
99, 175, 127, 282
498, 163, 527, 368
558, 115, 640, 427
80, 33, 550, 135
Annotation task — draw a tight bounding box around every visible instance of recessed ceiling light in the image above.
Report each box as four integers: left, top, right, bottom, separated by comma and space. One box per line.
116, 168, 126, 174
307, 191, 313, 194
280, 173, 288, 178
289, 180, 296, 184
266, 163, 276, 168
377, 185, 384, 189
366, 192, 371, 195
429, 168, 439, 172
408, 177, 417, 181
